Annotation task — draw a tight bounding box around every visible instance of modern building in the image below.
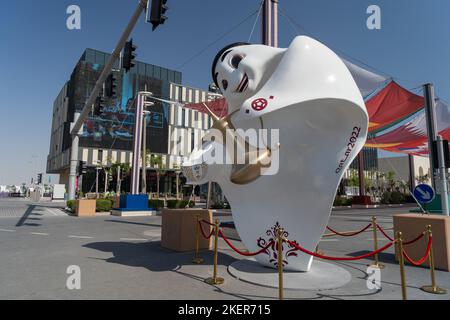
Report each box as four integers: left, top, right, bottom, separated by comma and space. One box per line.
378, 155, 432, 186
47, 48, 220, 195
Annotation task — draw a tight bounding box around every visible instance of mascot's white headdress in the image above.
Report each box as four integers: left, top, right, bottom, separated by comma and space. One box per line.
183, 36, 368, 272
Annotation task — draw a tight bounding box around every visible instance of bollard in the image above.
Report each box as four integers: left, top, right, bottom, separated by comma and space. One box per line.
397, 231, 407, 300
420, 225, 447, 294
192, 215, 204, 265
277, 228, 285, 301
205, 219, 225, 285
315, 244, 324, 256
369, 216, 385, 269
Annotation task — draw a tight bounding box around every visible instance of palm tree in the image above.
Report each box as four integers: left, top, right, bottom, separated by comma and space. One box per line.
147, 152, 164, 199
387, 171, 396, 191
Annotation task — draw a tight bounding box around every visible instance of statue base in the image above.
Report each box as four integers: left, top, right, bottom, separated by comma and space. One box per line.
228, 258, 351, 291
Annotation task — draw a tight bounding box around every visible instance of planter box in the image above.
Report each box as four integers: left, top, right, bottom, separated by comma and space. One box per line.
393, 213, 450, 271
161, 209, 213, 252
75, 200, 96, 217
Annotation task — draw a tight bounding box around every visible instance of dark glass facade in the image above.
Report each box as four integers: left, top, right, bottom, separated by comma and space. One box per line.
63, 48, 182, 154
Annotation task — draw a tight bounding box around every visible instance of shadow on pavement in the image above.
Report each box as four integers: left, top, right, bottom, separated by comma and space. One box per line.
83, 241, 237, 272
16, 205, 39, 227
104, 219, 161, 228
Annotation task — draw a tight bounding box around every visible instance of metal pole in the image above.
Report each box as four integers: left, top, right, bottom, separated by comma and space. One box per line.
68, 0, 148, 199
206, 181, 212, 209
262, 0, 278, 47
142, 113, 147, 194
358, 152, 366, 197
68, 113, 80, 200
421, 225, 447, 294
192, 215, 204, 264
96, 167, 100, 198
369, 216, 384, 269
397, 231, 407, 300
176, 172, 180, 200
131, 94, 144, 195
423, 83, 439, 190
436, 136, 449, 215
205, 219, 224, 285
117, 165, 121, 195
104, 169, 108, 196
408, 154, 416, 191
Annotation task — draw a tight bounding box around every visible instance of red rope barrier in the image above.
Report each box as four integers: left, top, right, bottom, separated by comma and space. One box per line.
376, 224, 426, 245
219, 229, 274, 257
402, 235, 432, 266
376, 224, 395, 241
286, 239, 396, 261
200, 219, 216, 227
198, 221, 214, 240
326, 224, 372, 237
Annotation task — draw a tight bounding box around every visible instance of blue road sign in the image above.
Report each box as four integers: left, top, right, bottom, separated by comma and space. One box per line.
413, 184, 435, 204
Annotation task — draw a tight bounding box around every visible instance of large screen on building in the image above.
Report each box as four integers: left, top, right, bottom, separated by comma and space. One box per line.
68, 61, 169, 155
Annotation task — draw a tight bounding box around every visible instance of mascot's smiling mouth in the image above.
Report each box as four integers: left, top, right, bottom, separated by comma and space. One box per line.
236, 73, 249, 93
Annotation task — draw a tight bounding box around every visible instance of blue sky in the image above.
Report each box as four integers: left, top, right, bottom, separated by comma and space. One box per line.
1, 0, 449, 185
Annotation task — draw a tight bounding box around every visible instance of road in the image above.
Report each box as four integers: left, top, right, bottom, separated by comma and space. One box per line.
0, 198, 448, 300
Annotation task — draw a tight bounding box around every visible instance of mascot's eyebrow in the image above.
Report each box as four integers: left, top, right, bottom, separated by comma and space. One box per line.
221, 49, 233, 62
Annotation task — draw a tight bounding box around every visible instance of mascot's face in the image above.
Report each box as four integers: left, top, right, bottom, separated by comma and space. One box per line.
213, 44, 284, 112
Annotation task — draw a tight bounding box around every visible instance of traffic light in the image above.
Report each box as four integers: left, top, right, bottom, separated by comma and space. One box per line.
105, 73, 118, 98
123, 39, 137, 72
78, 161, 88, 175
432, 140, 450, 169
93, 96, 106, 116
37, 174, 43, 185
148, 0, 168, 31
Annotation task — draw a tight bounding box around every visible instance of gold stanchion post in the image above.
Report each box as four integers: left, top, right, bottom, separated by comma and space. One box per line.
192, 214, 204, 264
205, 219, 225, 285
369, 216, 385, 269
421, 225, 447, 294
277, 228, 284, 301
397, 231, 407, 300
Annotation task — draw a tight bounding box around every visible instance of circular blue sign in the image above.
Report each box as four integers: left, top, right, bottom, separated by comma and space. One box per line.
413, 184, 435, 204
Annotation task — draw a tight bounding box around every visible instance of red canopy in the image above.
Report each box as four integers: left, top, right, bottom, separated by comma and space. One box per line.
184, 98, 228, 118
366, 81, 424, 133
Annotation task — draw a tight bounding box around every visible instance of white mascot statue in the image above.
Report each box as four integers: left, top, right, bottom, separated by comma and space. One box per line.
182, 36, 368, 272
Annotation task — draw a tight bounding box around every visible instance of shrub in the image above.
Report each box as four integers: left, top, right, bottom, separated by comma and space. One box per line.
390, 191, 405, 204
333, 197, 352, 207
381, 192, 391, 204
67, 200, 76, 211
167, 200, 195, 209
96, 199, 113, 212
381, 191, 406, 204
211, 201, 230, 209
149, 199, 165, 210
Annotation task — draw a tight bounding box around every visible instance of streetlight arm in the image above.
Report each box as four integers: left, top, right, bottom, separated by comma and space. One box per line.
70, 0, 149, 136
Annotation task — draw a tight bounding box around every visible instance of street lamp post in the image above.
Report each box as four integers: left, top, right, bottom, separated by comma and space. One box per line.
68, 0, 149, 200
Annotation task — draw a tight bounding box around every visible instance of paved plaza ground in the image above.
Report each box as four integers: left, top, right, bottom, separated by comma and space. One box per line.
0, 198, 448, 300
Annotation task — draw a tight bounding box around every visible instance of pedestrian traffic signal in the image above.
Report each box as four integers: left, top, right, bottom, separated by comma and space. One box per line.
93, 96, 106, 116
105, 73, 118, 98
78, 161, 88, 175
123, 39, 137, 72
148, 0, 168, 31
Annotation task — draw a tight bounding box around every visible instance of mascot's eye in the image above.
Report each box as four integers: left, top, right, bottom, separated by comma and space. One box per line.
222, 80, 228, 91
229, 55, 243, 69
